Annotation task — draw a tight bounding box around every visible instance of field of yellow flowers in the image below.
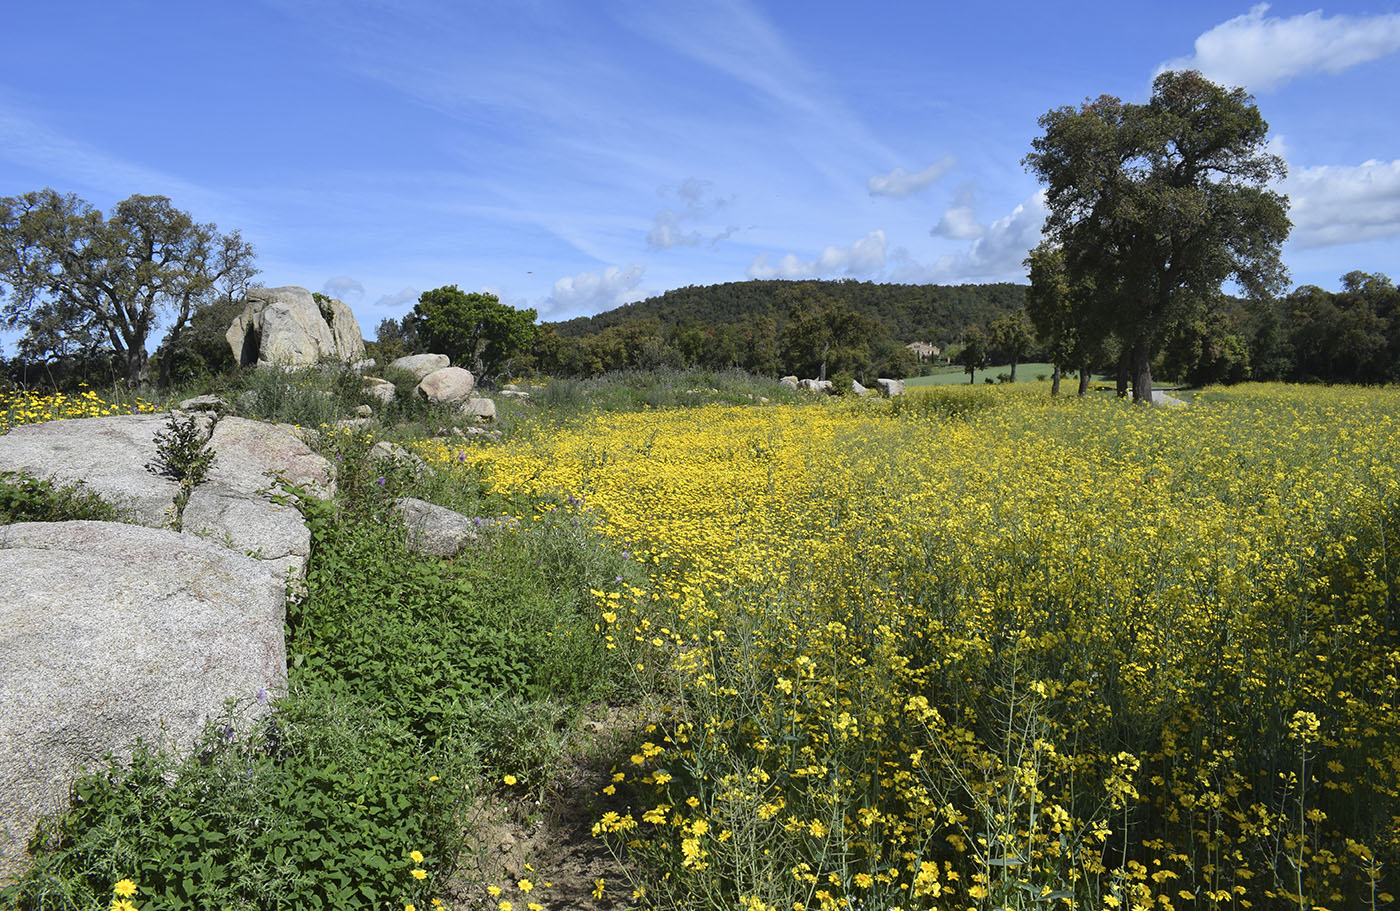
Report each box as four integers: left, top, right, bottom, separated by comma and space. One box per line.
423, 384, 1399, 911
0, 384, 155, 432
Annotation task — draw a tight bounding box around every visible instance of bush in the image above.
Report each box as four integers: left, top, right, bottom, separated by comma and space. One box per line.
0, 471, 124, 523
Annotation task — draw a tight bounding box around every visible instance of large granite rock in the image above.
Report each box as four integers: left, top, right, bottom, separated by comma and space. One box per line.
417, 366, 476, 404
876, 378, 906, 397
326, 297, 366, 364
182, 417, 334, 581
0, 415, 333, 581
389, 354, 451, 380
226, 286, 365, 368
461, 397, 497, 420
0, 521, 286, 883
394, 497, 481, 556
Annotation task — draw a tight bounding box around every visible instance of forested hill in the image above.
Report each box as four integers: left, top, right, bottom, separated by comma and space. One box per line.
548, 279, 1028, 343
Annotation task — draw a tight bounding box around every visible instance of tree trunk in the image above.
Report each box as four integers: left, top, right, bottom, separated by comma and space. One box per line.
125, 346, 148, 389
1050, 363, 1061, 396
1132, 337, 1153, 404
1077, 362, 1091, 397
1009, 357, 1018, 383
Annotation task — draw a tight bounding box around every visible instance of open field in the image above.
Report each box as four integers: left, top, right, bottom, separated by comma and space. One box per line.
907, 363, 1067, 386
4, 377, 1398, 910
427, 382, 1400, 910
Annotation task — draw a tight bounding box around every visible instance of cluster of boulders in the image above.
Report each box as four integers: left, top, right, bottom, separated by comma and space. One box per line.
380, 354, 497, 421
779, 376, 905, 397
0, 285, 532, 882
0, 401, 518, 881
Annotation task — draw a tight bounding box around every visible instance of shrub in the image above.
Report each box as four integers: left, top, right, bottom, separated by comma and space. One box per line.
0, 471, 123, 523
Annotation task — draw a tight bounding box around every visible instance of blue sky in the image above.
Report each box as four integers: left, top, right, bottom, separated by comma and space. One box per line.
3, 1, 1399, 340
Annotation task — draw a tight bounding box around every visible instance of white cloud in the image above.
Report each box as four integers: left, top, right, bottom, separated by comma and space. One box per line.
1158, 3, 1400, 91
1286, 159, 1400, 248
374, 287, 420, 312
746, 230, 887, 280
547, 264, 646, 317
322, 276, 365, 299
648, 179, 738, 249
648, 208, 703, 249
894, 192, 1047, 284
867, 157, 955, 199
931, 206, 984, 240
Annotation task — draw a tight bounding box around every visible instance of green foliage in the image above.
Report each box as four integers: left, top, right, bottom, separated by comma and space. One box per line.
1026, 71, 1290, 401
550, 279, 1029, 351
149, 412, 216, 486
4, 694, 468, 911
154, 294, 244, 387
408, 286, 537, 379
779, 292, 882, 381
957, 327, 988, 383
214, 365, 365, 428
0, 189, 257, 388
0, 471, 122, 523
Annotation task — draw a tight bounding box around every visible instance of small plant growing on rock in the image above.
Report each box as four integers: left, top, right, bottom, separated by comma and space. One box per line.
148, 411, 218, 530
149, 412, 216, 486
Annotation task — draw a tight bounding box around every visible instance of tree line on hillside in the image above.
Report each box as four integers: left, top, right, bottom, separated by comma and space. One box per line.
2, 175, 1397, 393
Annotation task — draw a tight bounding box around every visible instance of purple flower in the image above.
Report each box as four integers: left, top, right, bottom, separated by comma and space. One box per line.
621, 552, 631, 560
256, 687, 269, 705
376, 476, 386, 487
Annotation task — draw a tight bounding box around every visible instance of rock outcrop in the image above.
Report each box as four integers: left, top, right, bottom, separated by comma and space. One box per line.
389, 354, 451, 380
226, 286, 365, 368
461, 397, 497, 420
876, 378, 906, 397
394, 497, 481, 556
417, 366, 476, 404
0, 414, 333, 581
0, 521, 287, 882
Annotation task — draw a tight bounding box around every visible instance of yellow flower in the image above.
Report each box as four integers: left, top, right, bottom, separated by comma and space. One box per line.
112, 880, 138, 898
517, 879, 533, 893
410, 850, 424, 863
498, 901, 513, 911
593, 879, 606, 899
109, 901, 137, 911
411, 868, 428, 880
405, 905, 416, 911
503, 774, 518, 786
488, 885, 502, 897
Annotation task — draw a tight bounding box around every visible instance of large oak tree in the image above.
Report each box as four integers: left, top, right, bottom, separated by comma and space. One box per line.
0, 189, 256, 388
1024, 71, 1291, 403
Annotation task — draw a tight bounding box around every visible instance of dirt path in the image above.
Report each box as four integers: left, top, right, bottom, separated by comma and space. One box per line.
438, 707, 651, 911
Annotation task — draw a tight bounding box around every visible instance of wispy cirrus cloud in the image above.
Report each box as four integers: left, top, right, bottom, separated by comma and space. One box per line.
647, 178, 738, 249
1158, 3, 1400, 91
867, 157, 955, 199
322, 276, 365, 299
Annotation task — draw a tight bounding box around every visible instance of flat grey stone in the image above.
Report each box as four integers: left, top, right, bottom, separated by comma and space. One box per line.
0, 521, 286, 882
394, 497, 480, 556
389, 354, 450, 380
0, 415, 179, 526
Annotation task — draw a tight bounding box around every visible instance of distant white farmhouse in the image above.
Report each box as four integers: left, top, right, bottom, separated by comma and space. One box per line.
906, 341, 941, 362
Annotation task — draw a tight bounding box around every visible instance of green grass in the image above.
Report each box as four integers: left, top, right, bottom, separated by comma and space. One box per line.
905, 361, 1062, 386
2, 366, 677, 911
